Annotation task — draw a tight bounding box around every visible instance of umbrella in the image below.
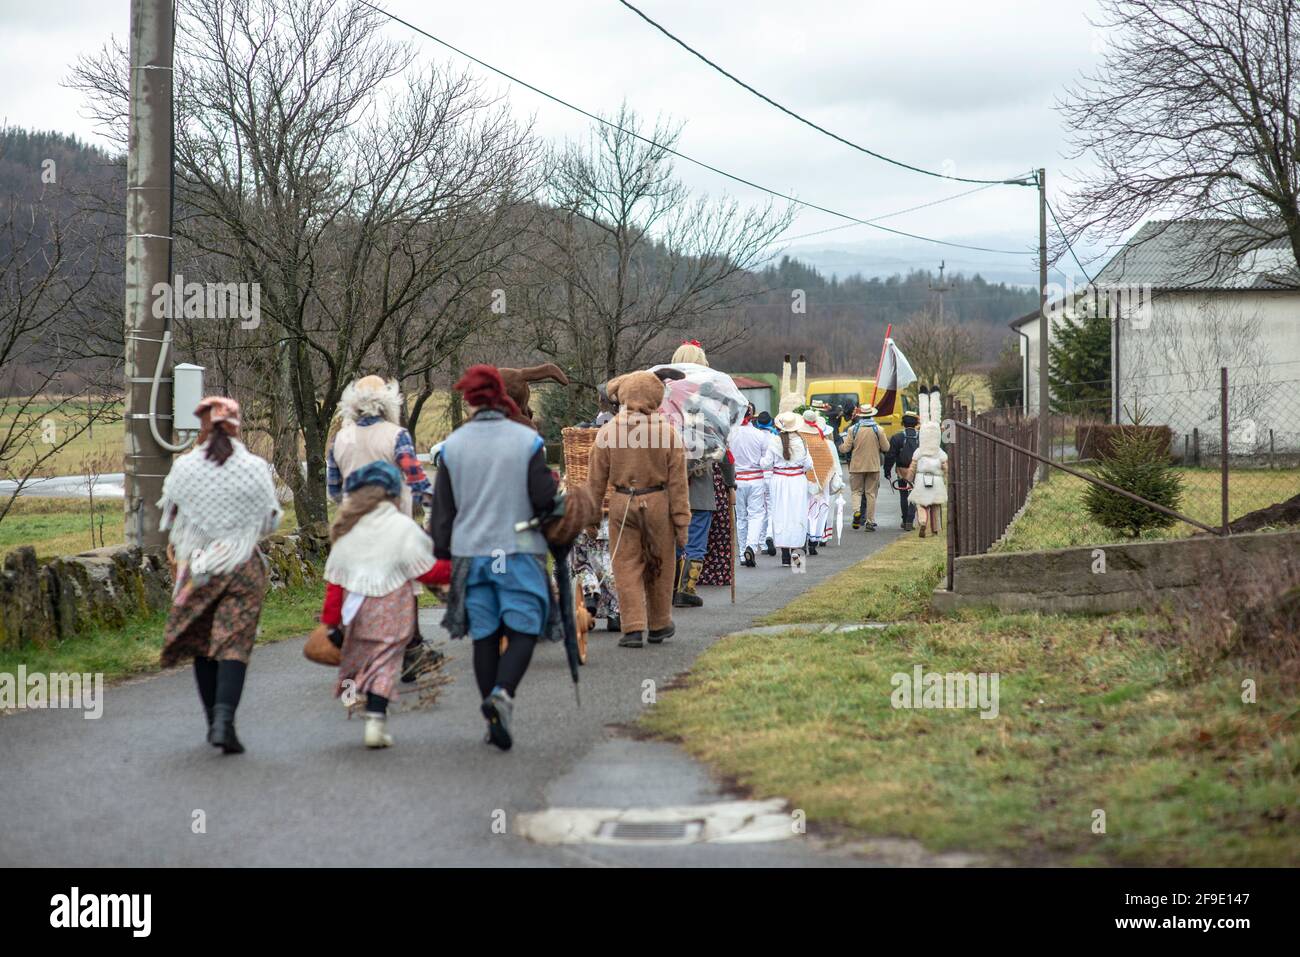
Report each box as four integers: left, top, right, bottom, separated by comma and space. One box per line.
517, 497, 582, 706
549, 541, 581, 707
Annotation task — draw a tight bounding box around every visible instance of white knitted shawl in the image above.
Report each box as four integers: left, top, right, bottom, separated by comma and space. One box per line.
325, 501, 435, 597
158, 440, 283, 576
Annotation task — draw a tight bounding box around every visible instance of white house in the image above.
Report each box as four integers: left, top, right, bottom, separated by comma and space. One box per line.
1012, 220, 1300, 461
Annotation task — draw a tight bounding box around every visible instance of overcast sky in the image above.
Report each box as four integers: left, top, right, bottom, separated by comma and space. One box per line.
0, 0, 1109, 278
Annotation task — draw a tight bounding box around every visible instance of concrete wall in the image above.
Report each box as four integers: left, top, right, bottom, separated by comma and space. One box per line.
0, 524, 329, 651
932, 528, 1300, 614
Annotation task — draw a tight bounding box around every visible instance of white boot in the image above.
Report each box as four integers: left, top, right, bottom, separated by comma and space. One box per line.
363, 712, 393, 749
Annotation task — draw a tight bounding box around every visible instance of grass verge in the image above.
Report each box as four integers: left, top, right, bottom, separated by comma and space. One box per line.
0, 580, 327, 685
644, 533, 1299, 865
760, 532, 946, 624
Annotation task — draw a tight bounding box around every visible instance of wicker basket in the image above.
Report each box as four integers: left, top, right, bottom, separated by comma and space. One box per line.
561, 426, 609, 511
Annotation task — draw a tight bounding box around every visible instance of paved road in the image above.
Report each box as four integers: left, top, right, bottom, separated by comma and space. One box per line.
0, 497, 908, 867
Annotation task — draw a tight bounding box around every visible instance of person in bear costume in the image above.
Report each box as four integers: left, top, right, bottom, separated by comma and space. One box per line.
587, 370, 691, 649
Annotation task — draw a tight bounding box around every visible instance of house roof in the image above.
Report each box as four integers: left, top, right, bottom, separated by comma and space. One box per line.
1092, 220, 1298, 291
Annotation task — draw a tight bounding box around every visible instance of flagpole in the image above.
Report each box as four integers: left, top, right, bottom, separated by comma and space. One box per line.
869, 323, 892, 408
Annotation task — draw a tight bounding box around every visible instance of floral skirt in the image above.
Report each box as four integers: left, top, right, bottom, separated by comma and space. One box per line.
160, 553, 267, 667
699, 465, 734, 587
334, 587, 416, 703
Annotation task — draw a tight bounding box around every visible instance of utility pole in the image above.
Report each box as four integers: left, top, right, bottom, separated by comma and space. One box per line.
123, 0, 175, 549
929, 260, 949, 324
1036, 167, 1050, 482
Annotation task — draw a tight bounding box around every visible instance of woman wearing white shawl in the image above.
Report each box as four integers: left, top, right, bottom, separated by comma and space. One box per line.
158, 396, 282, 754
319, 460, 448, 749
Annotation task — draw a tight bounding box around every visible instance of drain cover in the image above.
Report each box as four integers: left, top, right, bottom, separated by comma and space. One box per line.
597, 820, 704, 843
515, 800, 796, 846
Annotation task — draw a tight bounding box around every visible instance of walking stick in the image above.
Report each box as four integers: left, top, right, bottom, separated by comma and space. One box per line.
729, 487, 736, 604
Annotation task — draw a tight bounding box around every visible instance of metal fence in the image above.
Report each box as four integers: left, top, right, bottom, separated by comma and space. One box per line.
945, 370, 1300, 588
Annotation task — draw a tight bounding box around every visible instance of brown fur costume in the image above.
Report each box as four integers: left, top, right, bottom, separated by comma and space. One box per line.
587, 371, 690, 636
498, 364, 569, 430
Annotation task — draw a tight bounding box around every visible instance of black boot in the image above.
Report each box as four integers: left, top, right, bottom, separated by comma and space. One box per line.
619, 631, 645, 648
606, 614, 621, 633
742, 546, 756, 568
647, 623, 675, 644
207, 704, 244, 754
780, 547, 791, 566
765, 536, 776, 556
808, 538, 819, 556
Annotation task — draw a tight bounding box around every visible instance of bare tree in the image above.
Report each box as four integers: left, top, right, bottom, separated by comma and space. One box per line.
895, 311, 977, 405
0, 191, 118, 522
70, 0, 539, 524
526, 103, 793, 390
1059, 0, 1300, 282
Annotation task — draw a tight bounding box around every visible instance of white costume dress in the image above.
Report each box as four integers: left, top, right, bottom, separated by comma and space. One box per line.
764, 433, 814, 549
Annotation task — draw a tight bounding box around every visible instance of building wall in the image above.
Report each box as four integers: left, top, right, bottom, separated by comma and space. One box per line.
1116, 290, 1300, 458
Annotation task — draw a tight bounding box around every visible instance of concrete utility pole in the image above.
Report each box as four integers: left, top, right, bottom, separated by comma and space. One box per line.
1036, 167, 1050, 482
123, 0, 175, 549
929, 260, 949, 324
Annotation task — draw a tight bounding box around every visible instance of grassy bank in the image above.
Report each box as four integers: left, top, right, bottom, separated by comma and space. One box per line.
644, 531, 1299, 865
0, 579, 327, 686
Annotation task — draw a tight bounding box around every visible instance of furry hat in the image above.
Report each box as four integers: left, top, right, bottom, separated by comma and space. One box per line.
497, 363, 569, 425
338, 375, 402, 424
917, 385, 943, 456
778, 353, 806, 414
605, 370, 666, 414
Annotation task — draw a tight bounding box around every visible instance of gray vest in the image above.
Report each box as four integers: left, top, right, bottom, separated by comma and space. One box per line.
441, 413, 547, 557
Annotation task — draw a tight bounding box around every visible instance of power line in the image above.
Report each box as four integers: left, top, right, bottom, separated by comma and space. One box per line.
617, 0, 1035, 187
1046, 197, 1094, 283
356, 1, 1034, 257
773, 182, 997, 244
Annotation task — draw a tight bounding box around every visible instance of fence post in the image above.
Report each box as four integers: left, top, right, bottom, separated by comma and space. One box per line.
1220, 366, 1229, 535
951, 397, 961, 590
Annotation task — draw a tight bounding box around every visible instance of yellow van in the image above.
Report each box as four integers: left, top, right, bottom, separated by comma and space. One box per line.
806, 377, 912, 438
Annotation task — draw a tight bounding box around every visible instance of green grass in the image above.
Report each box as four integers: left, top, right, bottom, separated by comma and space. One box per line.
997, 467, 1300, 552
761, 532, 947, 624
0, 578, 328, 685
643, 530, 1300, 865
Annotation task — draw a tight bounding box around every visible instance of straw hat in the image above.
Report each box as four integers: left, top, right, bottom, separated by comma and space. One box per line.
854, 403, 879, 418
775, 411, 802, 432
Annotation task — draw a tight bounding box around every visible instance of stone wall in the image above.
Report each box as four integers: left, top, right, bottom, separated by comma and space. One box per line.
932, 528, 1300, 614
0, 523, 329, 650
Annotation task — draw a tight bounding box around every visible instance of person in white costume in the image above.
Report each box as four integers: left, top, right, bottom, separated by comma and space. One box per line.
767, 412, 815, 567
908, 385, 949, 537
729, 405, 777, 567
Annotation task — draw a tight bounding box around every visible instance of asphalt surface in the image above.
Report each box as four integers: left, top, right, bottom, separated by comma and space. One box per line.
0, 495, 908, 867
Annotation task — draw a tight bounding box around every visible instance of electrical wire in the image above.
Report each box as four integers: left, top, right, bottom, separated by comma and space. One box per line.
356, 1, 1034, 257
1046, 197, 1094, 284
617, 0, 1036, 187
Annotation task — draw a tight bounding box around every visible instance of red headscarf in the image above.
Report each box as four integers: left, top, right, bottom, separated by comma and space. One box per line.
454, 364, 523, 420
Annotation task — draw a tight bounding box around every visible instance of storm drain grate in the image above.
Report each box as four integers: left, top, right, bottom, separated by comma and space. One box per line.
596, 819, 704, 843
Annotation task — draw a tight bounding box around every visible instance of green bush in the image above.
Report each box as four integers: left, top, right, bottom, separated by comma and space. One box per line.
1083, 424, 1185, 536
